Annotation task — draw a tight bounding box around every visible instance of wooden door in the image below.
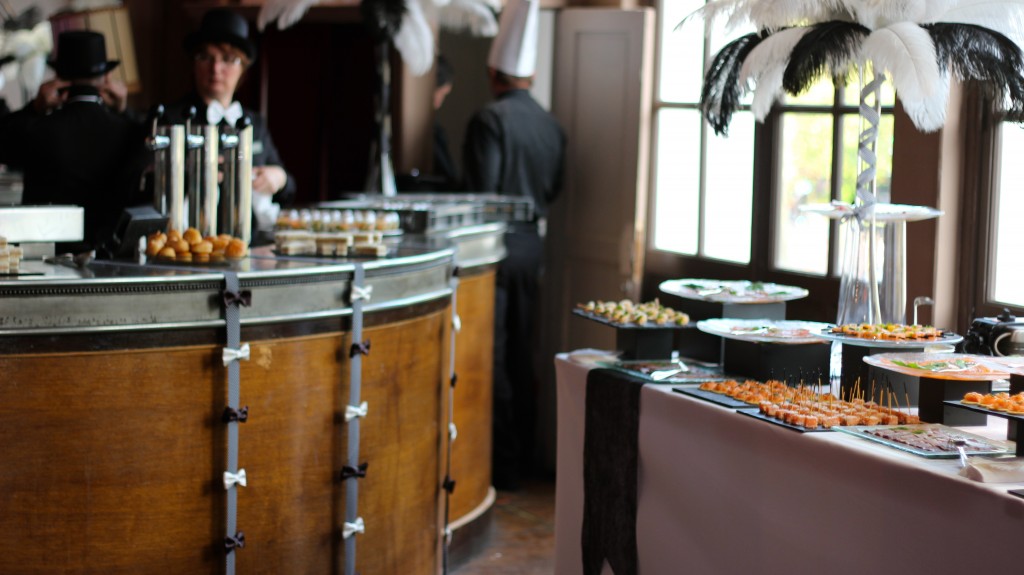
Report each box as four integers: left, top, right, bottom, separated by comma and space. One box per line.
537, 7, 655, 468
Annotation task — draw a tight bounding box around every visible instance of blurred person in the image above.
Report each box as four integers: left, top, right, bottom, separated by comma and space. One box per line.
0, 30, 147, 253
462, 0, 566, 490
165, 8, 295, 240
432, 54, 458, 189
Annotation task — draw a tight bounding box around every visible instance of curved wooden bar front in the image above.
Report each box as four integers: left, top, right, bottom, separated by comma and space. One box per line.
0, 226, 504, 575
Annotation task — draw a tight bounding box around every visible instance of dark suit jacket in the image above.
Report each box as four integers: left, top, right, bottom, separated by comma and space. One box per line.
0, 85, 148, 251
165, 94, 296, 206
462, 89, 566, 218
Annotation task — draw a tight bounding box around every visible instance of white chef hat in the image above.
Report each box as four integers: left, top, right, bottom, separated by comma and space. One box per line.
487, 0, 539, 77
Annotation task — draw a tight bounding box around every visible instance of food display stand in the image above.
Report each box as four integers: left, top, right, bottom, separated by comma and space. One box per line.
0, 222, 505, 575
555, 354, 1024, 575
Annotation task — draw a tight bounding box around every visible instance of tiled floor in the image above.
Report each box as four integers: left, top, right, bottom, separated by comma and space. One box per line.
452, 479, 556, 574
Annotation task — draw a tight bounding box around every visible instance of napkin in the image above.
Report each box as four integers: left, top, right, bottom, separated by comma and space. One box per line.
960, 458, 1024, 483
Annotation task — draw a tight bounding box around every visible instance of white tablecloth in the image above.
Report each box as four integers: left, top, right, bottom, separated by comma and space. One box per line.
554, 353, 1024, 575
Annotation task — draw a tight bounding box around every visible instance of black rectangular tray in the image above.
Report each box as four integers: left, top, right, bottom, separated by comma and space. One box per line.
738, 408, 835, 433
673, 387, 752, 409
943, 400, 1024, 423
572, 308, 694, 331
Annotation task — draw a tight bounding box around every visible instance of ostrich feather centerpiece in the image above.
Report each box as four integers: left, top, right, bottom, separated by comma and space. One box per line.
692, 0, 1024, 324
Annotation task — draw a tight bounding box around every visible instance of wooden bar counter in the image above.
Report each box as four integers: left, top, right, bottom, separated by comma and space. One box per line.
0, 224, 504, 575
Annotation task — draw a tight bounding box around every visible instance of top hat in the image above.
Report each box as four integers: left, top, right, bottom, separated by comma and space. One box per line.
48, 31, 120, 80
184, 8, 256, 62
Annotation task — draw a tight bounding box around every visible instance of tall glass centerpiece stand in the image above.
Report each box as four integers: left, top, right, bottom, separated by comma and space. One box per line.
803, 69, 943, 395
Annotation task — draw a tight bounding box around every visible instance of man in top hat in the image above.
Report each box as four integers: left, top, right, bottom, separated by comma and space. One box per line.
462, 0, 566, 490
0, 30, 148, 253
166, 8, 295, 241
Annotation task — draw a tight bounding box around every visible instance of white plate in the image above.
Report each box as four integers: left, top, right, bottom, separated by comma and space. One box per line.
814, 329, 964, 349
696, 319, 833, 344
799, 202, 942, 222
660, 279, 808, 304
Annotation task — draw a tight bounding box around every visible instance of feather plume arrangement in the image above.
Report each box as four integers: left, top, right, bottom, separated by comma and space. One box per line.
259, 0, 500, 77
393, 0, 434, 76
258, 0, 321, 31
701, 31, 766, 135
740, 27, 811, 120
694, 0, 1024, 133
361, 0, 408, 41
782, 21, 869, 94
925, 22, 1024, 120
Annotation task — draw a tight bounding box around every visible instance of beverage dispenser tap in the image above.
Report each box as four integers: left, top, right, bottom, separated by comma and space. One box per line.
183, 107, 221, 237
217, 116, 253, 245
145, 104, 186, 232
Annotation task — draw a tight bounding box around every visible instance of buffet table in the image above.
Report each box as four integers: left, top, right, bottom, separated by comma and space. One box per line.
555, 353, 1024, 575
0, 224, 504, 575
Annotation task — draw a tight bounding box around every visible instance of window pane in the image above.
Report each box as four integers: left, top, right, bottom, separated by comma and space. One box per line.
774, 113, 833, 275
993, 124, 1024, 306
704, 111, 755, 263
783, 79, 835, 106
840, 114, 894, 204
658, 0, 705, 103
653, 109, 702, 254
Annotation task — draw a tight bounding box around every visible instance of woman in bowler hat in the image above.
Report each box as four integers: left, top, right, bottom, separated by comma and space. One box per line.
166, 8, 295, 239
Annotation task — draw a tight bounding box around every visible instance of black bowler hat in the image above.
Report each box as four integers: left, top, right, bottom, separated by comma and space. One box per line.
48, 31, 120, 80
184, 8, 256, 62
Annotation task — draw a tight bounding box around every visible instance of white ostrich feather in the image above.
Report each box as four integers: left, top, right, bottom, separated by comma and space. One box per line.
394, 0, 434, 76
740, 27, 811, 119
437, 0, 499, 36
862, 22, 947, 131
258, 0, 321, 31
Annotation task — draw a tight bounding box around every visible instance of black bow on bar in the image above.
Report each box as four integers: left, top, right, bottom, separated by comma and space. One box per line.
222, 289, 253, 308
443, 476, 456, 494
224, 531, 246, 553
340, 462, 369, 481
349, 339, 371, 358
451, 265, 461, 278
222, 406, 249, 423
450, 373, 458, 388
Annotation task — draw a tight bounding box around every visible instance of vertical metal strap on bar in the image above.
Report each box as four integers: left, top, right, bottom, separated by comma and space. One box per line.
344, 264, 367, 575
223, 272, 244, 575
442, 267, 460, 574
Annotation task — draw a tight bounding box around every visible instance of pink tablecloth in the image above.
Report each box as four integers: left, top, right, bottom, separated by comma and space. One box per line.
554, 354, 1024, 575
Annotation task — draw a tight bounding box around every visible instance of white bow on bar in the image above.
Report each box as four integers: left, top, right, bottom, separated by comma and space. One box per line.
342, 517, 365, 539
223, 469, 248, 490
345, 401, 369, 422
350, 285, 373, 303
222, 343, 251, 366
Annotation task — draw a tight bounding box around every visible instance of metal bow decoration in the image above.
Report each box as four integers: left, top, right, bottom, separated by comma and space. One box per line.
341, 462, 370, 481
222, 405, 250, 423
345, 401, 369, 422
223, 469, 248, 490
342, 517, 366, 539
222, 343, 251, 366
222, 289, 253, 308
224, 531, 246, 553
349, 339, 371, 358
350, 284, 374, 303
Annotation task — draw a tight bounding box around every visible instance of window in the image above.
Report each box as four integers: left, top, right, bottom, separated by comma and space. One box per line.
649, 2, 896, 290
990, 123, 1024, 307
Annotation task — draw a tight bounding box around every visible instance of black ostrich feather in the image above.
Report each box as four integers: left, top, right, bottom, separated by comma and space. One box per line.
924, 22, 1024, 121
361, 0, 406, 41
701, 31, 767, 136
783, 21, 869, 96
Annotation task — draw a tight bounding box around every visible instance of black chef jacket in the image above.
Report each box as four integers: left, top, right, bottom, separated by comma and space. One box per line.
0, 85, 148, 252
462, 89, 565, 216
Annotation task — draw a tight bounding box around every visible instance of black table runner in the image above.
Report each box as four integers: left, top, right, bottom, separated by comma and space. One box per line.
582, 368, 648, 575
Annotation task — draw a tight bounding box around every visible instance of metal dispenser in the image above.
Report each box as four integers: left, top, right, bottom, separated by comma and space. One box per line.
184, 107, 220, 238
218, 117, 253, 245
145, 105, 186, 232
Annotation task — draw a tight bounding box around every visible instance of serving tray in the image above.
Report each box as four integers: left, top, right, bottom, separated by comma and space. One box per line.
834, 424, 1012, 458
